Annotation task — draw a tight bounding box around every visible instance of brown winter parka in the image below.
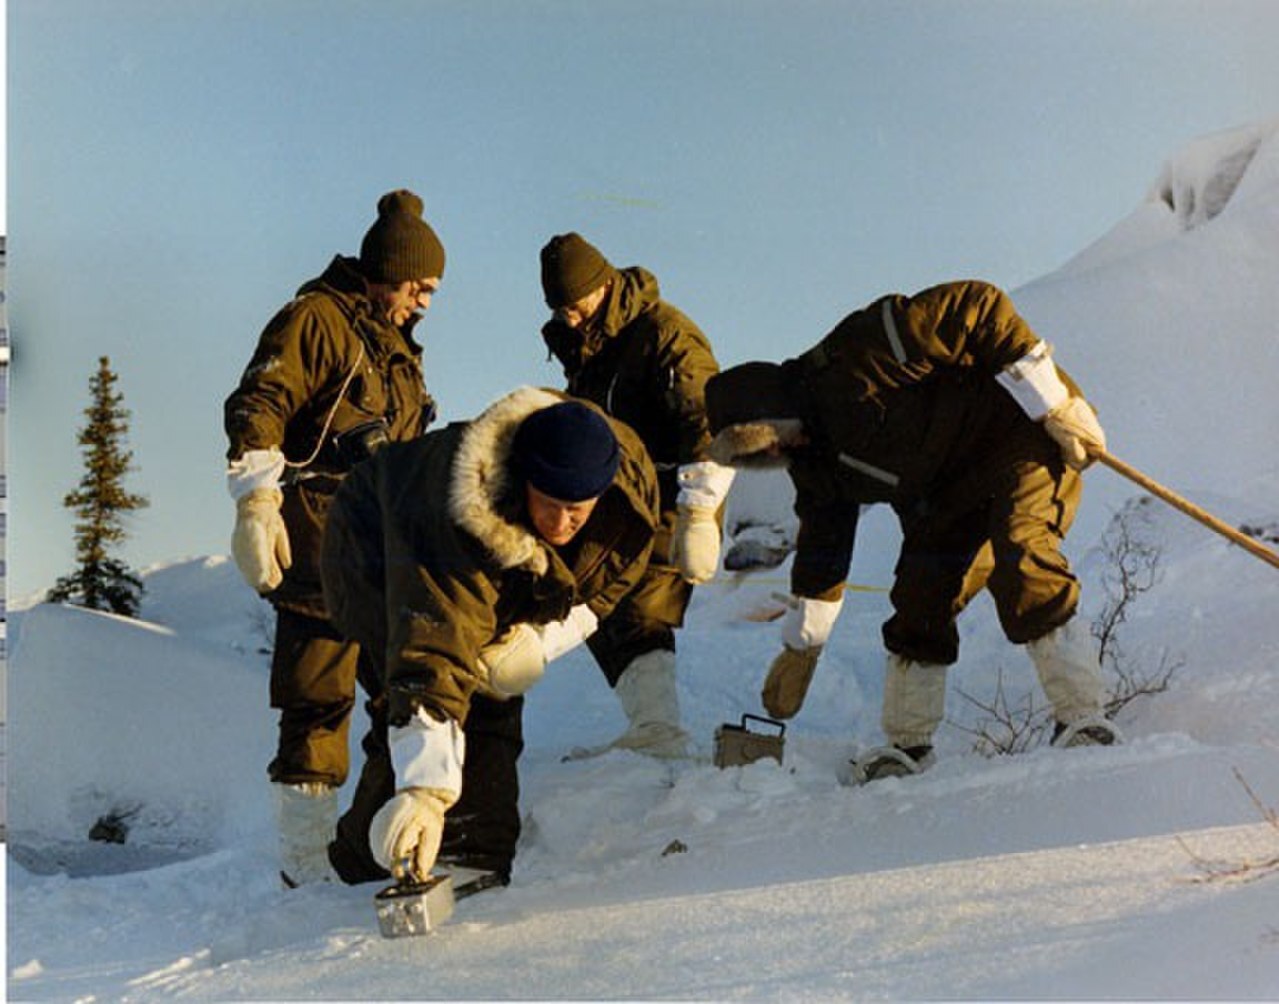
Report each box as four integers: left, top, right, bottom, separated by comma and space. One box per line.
320, 387, 661, 727
726, 281, 1087, 604
225, 255, 435, 617
541, 266, 721, 558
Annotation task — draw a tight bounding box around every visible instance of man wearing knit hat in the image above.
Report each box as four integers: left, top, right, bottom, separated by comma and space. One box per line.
224, 188, 446, 887
538, 233, 734, 759
320, 389, 660, 889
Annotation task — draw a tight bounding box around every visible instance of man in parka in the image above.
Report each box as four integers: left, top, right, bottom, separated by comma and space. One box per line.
320, 390, 660, 887
703, 280, 1121, 782
224, 189, 444, 885
538, 233, 735, 758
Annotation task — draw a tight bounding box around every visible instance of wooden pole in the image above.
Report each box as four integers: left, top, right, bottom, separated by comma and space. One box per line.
1094, 451, 1279, 572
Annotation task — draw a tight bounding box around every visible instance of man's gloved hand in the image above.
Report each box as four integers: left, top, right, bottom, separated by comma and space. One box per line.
761, 645, 823, 719
1044, 397, 1106, 470
231, 487, 291, 593
369, 786, 457, 881
375, 707, 465, 881
994, 341, 1105, 470
477, 623, 546, 698
671, 505, 721, 584
760, 592, 844, 719
672, 461, 736, 585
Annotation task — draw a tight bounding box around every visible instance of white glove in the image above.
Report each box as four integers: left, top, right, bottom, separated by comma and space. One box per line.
671, 506, 721, 584
369, 787, 454, 881
1044, 397, 1106, 470
477, 624, 546, 698
372, 707, 466, 880
230, 487, 291, 593
672, 461, 736, 585
536, 604, 599, 662
779, 594, 845, 650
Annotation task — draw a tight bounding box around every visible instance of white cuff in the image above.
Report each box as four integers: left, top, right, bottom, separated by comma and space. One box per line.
226, 448, 286, 501
994, 341, 1069, 421
389, 707, 465, 798
537, 604, 599, 662
781, 594, 845, 650
676, 460, 737, 509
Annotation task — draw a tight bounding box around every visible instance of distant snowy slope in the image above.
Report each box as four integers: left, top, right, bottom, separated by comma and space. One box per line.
7, 597, 275, 857
1012, 119, 1279, 550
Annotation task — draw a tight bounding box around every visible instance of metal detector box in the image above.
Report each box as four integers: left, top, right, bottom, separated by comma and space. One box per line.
714, 714, 785, 768
374, 874, 455, 938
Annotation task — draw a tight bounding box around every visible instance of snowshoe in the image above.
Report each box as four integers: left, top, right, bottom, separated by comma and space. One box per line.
1051, 716, 1123, 748
846, 744, 935, 785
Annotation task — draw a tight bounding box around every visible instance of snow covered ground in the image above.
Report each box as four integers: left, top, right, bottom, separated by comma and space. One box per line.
7, 121, 1279, 1000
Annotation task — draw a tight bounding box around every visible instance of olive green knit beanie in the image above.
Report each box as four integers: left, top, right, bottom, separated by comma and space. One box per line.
540, 232, 614, 308
359, 189, 446, 284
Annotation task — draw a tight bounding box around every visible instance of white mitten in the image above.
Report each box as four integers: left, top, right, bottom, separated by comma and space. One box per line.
671, 506, 721, 584
1044, 397, 1106, 470
231, 488, 292, 593
369, 786, 454, 880
672, 461, 736, 585
477, 624, 547, 698
373, 707, 465, 880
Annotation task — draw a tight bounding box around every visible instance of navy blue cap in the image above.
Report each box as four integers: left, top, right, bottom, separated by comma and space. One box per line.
513, 401, 620, 502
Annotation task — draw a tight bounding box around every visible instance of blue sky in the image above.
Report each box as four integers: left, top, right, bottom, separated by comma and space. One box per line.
8, 0, 1279, 597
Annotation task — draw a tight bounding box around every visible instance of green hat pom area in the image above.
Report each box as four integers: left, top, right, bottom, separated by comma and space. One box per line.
359, 188, 446, 284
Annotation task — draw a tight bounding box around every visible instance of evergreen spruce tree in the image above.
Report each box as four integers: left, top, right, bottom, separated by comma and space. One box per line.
47, 356, 150, 616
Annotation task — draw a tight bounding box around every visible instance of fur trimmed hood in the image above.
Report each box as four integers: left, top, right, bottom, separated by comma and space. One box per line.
447, 385, 659, 575
707, 418, 807, 469
448, 385, 564, 576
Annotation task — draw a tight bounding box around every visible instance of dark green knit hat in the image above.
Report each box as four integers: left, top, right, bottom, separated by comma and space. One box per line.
540, 232, 614, 308
359, 189, 446, 284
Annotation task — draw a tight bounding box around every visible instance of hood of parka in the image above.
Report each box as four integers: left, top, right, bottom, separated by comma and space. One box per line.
448, 385, 659, 576
297, 254, 425, 349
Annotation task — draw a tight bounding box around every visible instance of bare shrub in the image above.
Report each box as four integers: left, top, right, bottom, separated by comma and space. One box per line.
954, 495, 1181, 756
952, 666, 1052, 757
1093, 496, 1182, 716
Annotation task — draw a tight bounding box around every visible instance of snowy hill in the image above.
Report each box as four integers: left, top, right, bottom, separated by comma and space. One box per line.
8, 122, 1279, 1000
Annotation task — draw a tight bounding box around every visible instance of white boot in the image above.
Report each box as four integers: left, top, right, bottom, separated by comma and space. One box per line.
1026, 618, 1121, 746
882, 652, 948, 751
274, 781, 338, 887
609, 650, 690, 759
850, 653, 947, 783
